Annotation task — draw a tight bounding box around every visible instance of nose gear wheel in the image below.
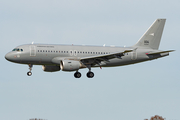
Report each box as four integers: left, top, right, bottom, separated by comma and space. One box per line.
27, 71, 32, 76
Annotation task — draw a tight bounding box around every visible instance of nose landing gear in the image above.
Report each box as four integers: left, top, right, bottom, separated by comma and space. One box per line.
27, 71, 32, 76
27, 64, 33, 76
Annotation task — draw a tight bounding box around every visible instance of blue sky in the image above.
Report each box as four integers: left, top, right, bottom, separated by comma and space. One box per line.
1, 0, 180, 120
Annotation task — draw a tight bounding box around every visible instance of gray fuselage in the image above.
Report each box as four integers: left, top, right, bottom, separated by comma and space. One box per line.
5, 44, 168, 68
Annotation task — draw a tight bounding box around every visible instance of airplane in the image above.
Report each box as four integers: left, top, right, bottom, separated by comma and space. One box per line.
5, 19, 174, 78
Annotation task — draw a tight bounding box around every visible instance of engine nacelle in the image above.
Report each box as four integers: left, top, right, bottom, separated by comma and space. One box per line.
42, 65, 60, 72
60, 60, 81, 71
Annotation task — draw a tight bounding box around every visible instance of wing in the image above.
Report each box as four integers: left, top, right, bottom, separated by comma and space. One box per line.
80, 49, 133, 66
51, 49, 133, 66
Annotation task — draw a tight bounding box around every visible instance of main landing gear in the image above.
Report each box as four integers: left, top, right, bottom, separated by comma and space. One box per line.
74, 71, 94, 78
27, 64, 33, 76
74, 71, 81, 78
86, 64, 94, 78
86, 71, 94, 78
74, 65, 94, 78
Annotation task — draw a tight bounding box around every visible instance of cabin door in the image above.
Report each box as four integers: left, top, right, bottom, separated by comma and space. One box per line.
30, 45, 36, 56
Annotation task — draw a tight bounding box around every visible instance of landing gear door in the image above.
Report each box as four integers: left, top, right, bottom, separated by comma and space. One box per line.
30, 45, 36, 56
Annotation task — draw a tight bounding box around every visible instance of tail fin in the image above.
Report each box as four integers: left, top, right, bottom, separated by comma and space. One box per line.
133, 19, 166, 49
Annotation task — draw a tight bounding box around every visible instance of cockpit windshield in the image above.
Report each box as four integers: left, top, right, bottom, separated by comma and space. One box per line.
12, 48, 23, 52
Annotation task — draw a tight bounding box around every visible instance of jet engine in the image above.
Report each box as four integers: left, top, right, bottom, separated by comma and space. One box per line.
42, 65, 60, 72
60, 60, 82, 71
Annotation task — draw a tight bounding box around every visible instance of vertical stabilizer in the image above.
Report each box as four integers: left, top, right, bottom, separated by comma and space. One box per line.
134, 19, 166, 49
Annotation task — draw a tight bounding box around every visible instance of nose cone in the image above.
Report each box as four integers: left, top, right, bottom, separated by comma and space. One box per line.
5, 52, 21, 63
5, 52, 13, 61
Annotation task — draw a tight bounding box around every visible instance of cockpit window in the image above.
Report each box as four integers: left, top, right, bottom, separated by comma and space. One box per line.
12, 48, 23, 52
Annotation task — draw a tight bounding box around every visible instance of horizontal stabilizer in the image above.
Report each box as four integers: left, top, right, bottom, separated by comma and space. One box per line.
146, 50, 175, 55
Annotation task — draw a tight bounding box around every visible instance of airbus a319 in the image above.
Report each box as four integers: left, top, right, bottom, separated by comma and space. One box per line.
5, 19, 174, 78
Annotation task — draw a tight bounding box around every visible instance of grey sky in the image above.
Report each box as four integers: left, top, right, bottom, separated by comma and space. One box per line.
1, 0, 180, 120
